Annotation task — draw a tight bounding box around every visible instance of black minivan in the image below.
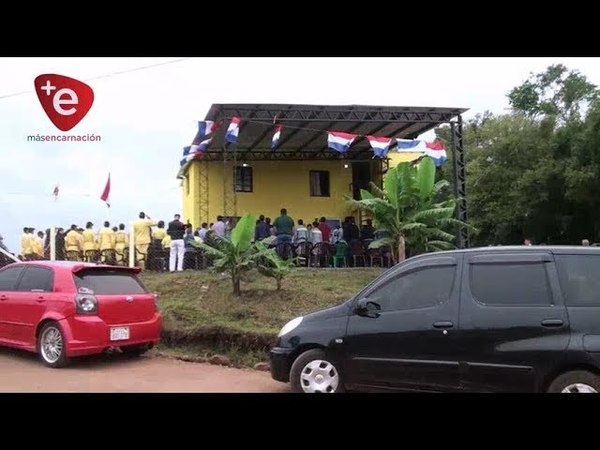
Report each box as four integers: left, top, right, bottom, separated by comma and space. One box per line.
270, 246, 600, 393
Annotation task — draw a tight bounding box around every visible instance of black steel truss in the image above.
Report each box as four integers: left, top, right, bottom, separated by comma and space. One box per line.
184, 103, 470, 247
200, 149, 376, 161
208, 105, 464, 124
451, 117, 469, 249
222, 144, 238, 219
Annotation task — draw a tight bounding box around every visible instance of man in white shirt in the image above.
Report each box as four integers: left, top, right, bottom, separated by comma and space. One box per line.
293, 219, 310, 244
212, 216, 226, 238
198, 223, 209, 240
310, 221, 323, 244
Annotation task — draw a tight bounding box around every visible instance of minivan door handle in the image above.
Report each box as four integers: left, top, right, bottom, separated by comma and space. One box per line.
541, 319, 564, 328
433, 321, 454, 329
0, 294, 6, 301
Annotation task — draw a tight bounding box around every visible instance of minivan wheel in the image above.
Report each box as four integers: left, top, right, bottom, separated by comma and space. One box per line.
290, 349, 345, 393
38, 322, 69, 368
547, 370, 600, 393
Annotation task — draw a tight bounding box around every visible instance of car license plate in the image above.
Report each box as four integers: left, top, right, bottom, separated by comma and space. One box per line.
110, 327, 130, 341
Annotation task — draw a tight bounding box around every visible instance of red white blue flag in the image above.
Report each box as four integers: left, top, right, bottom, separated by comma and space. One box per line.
225, 117, 241, 144
367, 135, 392, 158
396, 138, 447, 166
272, 125, 282, 150
327, 131, 357, 154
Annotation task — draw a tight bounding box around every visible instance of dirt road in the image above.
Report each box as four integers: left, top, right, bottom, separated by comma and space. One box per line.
0, 348, 290, 393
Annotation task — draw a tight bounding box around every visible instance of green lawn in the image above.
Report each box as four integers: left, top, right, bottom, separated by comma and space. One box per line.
143, 267, 384, 335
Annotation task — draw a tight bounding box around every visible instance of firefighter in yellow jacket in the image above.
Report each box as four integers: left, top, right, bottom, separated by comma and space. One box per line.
132, 212, 156, 268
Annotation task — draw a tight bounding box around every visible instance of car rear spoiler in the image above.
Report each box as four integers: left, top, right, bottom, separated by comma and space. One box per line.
71, 264, 142, 274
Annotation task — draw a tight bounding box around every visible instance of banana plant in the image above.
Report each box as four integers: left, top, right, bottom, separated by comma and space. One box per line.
190, 213, 257, 296
346, 156, 476, 263
254, 241, 296, 291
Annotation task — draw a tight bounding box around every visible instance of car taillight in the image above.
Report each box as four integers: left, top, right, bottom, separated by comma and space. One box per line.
75, 294, 98, 314
153, 293, 159, 312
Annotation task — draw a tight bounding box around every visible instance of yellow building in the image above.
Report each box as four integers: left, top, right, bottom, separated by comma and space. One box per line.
179, 104, 467, 230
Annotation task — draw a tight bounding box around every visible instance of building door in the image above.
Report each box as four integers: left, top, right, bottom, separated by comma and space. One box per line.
351, 162, 372, 200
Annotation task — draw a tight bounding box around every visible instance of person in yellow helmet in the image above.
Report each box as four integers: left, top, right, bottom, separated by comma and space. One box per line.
98, 221, 116, 263
114, 223, 129, 263
133, 212, 156, 269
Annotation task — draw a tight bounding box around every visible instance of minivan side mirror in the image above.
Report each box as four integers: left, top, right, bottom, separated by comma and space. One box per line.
355, 298, 381, 318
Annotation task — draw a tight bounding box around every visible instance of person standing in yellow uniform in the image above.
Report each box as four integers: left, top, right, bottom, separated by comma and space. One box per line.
114, 223, 129, 263
152, 221, 167, 241
98, 221, 116, 263
133, 212, 156, 269
32, 231, 45, 259
64, 225, 82, 260
20, 227, 33, 259
82, 222, 97, 261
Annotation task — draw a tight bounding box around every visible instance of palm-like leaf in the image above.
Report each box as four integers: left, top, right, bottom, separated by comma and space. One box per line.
192, 213, 261, 296
368, 182, 385, 198
345, 156, 476, 261
368, 237, 396, 249
416, 156, 435, 201
230, 213, 256, 251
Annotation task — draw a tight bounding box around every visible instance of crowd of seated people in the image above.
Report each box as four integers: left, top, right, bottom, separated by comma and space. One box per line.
252, 209, 392, 268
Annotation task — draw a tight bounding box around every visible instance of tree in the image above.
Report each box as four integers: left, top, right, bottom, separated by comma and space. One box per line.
346, 156, 475, 263
190, 213, 257, 296
508, 64, 598, 123
254, 241, 295, 291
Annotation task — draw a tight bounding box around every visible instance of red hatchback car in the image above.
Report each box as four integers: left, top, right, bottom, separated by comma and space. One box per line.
0, 261, 162, 368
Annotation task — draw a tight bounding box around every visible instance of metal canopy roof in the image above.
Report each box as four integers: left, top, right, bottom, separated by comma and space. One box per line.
192, 103, 468, 162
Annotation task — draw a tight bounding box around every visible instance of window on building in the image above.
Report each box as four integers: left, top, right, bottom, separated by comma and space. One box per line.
234, 166, 253, 192
309, 170, 330, 197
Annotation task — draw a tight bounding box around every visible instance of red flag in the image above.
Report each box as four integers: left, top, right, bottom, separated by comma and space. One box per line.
100, 173, 111, 207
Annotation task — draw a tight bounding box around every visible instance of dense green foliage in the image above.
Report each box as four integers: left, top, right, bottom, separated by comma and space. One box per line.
437, 64, 600, 246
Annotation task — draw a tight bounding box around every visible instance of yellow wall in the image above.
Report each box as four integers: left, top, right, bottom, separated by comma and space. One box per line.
182, 160, 355, 227
387, 152, 423, 168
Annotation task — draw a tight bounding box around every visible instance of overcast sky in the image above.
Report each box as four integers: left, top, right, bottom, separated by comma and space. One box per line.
1, 57, 600, 253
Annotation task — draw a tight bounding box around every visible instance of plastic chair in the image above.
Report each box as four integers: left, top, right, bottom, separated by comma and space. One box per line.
350, 240, 367, 267
332, 242, 348, 268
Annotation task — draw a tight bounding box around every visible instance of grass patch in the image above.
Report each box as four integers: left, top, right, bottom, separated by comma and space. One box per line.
156, 343, 268, 368
143, 267, 383, 336
142, 267, 384, 366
